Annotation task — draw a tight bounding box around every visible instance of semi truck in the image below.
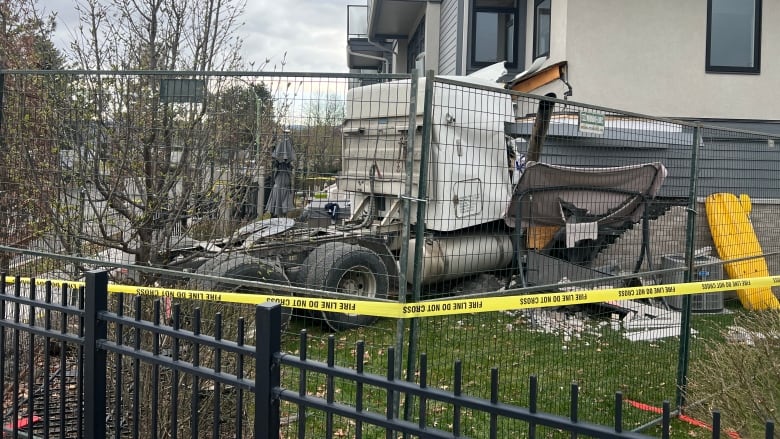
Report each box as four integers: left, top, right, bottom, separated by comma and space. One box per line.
165, 74, 667, 330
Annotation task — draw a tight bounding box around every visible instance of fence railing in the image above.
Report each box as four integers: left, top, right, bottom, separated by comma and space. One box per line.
1, 271, 775, 438
2, 68, 780, 436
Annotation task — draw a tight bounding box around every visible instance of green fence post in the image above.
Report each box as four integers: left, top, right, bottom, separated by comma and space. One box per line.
395, 68, 419, 420
676, 124, 701, 409
404, 69, 435, 421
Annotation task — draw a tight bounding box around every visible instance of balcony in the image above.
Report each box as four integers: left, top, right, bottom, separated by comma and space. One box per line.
368, 0, 427, 39
347, 4, 393, 71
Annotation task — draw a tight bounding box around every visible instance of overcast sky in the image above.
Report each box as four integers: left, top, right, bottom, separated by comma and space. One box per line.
45, 0, 352, 73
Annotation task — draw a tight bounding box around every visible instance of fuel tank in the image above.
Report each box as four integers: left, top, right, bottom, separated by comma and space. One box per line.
406, 234, 513, 284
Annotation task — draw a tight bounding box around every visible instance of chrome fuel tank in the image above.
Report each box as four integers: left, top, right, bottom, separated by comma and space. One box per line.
405, 234, 513, 284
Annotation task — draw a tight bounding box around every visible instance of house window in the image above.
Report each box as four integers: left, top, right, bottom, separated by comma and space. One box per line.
706, 0, 761, 73
533, 0, 551, 58
471, 0, 519, 68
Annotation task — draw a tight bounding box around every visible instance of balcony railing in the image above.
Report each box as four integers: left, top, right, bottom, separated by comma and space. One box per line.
347, 4, 368, 39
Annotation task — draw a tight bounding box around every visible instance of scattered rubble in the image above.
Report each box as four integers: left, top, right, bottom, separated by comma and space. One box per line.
512, 308, 590, 337
505, 299, 705, 343
724, 325, 779, 346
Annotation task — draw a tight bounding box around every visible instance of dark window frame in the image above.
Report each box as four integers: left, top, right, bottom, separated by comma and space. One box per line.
706, 0, 762, 74
407, 19, 426, 73
470, 0, 520, 69
532, 0, 551, 59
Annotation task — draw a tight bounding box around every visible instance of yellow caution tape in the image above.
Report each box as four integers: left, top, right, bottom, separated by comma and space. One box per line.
2, 278, 85, 290
5, 275, 780, 318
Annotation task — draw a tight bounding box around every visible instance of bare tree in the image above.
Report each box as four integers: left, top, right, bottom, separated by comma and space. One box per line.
51, 0, 253, 273
300, 94, 345, 185
71, 0, 246, 71
0, 0, 63, 255
0, 0, 62, 69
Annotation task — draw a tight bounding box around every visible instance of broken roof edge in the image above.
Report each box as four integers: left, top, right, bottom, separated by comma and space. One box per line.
506, 61, 568, 93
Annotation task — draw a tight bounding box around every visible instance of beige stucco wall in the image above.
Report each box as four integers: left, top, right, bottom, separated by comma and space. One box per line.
536, 0, 779, 119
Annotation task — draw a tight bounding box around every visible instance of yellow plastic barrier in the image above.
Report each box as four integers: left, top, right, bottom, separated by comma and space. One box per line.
705, 193, 780, 310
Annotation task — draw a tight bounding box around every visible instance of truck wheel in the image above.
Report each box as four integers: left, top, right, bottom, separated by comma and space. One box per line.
304, 242, 388, 331
190, 253, 292, 330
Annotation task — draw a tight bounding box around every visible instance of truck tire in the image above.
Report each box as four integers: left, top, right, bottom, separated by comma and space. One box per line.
190, 253, 292, 330
304, 242, 389, 331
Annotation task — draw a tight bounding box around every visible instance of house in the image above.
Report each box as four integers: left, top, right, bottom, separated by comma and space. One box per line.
346, 0, 780, 134
345, 0, 780, 274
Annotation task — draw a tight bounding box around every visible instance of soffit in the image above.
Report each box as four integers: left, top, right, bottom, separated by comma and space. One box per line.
369, 0, 429, 39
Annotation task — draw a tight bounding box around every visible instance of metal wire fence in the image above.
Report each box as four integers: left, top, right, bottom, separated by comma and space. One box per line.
1, 69, 778, 437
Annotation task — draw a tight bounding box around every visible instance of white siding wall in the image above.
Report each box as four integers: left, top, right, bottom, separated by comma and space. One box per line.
439, 0, 460, 75
561, 0, 780, 119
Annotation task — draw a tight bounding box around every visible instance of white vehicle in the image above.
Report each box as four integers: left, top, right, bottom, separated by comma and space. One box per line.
167, 73, 666, 331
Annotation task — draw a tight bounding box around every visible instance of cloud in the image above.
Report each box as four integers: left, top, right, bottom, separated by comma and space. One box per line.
48, 0, 350, 72
242, 0, 348, 72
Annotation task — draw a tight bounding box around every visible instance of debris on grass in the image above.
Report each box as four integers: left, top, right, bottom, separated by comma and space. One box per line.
722, 325, 778, 346
504, 299, 702, 343
504, 308, 594, 341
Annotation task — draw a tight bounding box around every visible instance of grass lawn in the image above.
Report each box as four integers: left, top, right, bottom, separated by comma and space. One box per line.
276, 300, 742, 438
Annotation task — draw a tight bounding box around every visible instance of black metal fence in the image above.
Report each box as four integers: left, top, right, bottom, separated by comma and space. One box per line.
1, 272, 775, 438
